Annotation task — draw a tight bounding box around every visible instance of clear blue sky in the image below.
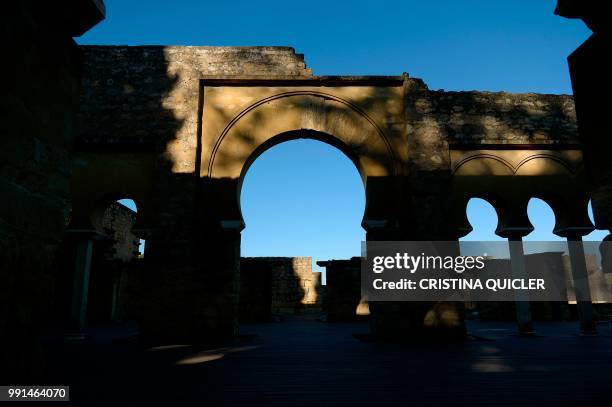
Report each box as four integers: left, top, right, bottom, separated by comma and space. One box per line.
90, 1, 601, 279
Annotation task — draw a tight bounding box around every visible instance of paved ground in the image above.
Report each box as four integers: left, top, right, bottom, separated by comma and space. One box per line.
45, 319, 612, 406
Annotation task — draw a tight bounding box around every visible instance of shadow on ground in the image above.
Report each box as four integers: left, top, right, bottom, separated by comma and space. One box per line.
44, 320, 612, 406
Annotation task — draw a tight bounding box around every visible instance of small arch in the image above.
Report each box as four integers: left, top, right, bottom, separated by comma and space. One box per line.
90, 194, 145, 260
525, 197, 564, 241
460, 197, 506, 242
585, 200, 609, 241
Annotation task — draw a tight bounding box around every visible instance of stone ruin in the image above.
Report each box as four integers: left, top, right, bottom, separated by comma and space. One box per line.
3, 0, 612, 380
240, 257, 322, 322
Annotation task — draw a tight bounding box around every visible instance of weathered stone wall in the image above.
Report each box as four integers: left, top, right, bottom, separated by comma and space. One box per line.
76, 46, 313, 341
240, 257, 322, 322
318, 258, 365, 322
78, 46, 311, 149
404, 82, 579, 238
85, 202, 140, 323
95, 202, 140, 262
1, 1, 104, 379
417, 90, 578, 146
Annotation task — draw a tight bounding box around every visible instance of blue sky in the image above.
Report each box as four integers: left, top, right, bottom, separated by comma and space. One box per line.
90, 1, 601, 278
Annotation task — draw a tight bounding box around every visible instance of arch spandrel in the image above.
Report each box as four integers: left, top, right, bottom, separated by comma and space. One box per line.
201, 86, 406, 183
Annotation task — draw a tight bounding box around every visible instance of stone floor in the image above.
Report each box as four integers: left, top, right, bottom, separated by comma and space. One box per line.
44, 319, 612, 405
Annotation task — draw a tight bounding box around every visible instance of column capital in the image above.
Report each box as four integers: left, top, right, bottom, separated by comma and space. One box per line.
495, 226, 534, 240
553, 225, 595, 239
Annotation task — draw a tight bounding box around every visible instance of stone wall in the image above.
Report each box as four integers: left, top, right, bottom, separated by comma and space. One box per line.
78, 46, 311, 149
0, 1, 104, 379
87, 202, 140, 323
75, 46, 313, 341
240, 257, 322, 322
417, 90, 578, 146
317, 258, 365, 322
95, 202, 140, 262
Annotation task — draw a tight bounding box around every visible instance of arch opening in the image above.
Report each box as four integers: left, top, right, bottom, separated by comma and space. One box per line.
66, 196, 146, 327
239, 137, 366, 322
460, 197, 506, 242
586, 200, 609, 241
526, 198, 564, 242
237, 130, 366, 220
91, 196, 145, 259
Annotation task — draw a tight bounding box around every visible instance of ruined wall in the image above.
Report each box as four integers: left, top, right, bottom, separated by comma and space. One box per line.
404, 81, 579, 238
270, 257, 321, 314
78, 46, 311, 149
318, 258, 365, 322
86, 202, 140, 323
96, 202, 140, 262
240, 257, 322, 322
76, 46, 313, 340
0, 0, 104, 379
75, 46, 581, 342
416, 90, 577, 145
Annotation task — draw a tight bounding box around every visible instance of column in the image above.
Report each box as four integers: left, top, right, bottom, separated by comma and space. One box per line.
507, 235, 535, 336
494, 198, 535, 336
566, 234, 597, 334
64, 230, 103, 337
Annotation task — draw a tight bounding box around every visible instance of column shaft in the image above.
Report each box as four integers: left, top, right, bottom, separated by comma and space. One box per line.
567, 236, 597, 334
508, 237, 534, 336
69, 238, 94, 334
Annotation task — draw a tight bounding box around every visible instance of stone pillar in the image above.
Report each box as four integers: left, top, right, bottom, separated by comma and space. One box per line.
140, 222, 240, 342
507, 236, 535, 336
63, 230, 103, 337
566, 235, 597, 334
366, 224, 466, 341
70, 238, 93, 334
495, 199, 535, 336
552, 196, 597, 334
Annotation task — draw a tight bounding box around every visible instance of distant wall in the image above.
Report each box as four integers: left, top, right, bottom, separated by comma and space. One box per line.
96, 202, 140, 262
240, 257, 322, 322
318, 258, 365, 322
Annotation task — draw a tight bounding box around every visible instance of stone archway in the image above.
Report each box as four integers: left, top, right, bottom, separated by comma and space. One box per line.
185, 78, 415, 340
200, 82, 407, 230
